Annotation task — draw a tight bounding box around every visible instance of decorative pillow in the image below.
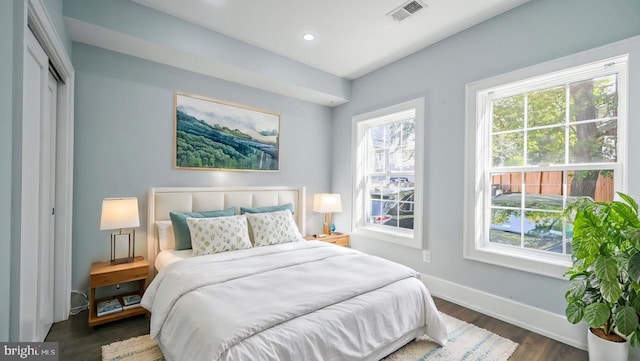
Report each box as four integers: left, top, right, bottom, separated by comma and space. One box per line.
245, 209, 304, 247
240, 203, 294, 214
187, 215, 252, 256
170, 207, 236, 250
155, 221, 175, 250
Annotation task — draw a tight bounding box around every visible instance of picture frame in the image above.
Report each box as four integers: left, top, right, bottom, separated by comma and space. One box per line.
174, 92, 280, 171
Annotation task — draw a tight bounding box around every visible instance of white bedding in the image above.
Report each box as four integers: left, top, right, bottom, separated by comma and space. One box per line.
142, 241, 447, 361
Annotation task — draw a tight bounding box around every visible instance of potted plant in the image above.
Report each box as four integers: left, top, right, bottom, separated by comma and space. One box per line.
565, 192, 640, 361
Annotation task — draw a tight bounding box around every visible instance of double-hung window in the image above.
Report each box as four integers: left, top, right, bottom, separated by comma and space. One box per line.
465, 55, 627, 278
353, 98, 424, 249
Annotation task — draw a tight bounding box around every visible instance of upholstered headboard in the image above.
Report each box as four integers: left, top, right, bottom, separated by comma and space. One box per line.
147, 186, 306, 278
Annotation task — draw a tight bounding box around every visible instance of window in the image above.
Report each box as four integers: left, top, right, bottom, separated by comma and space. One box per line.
353, 98, 424, 248
465, 55, 627, 278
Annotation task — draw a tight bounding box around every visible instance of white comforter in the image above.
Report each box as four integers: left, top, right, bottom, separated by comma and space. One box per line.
142, 241, 447, 361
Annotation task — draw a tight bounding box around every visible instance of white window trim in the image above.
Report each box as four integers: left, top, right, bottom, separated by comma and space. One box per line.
352, 98, 425, 249
464, 45, 630, 279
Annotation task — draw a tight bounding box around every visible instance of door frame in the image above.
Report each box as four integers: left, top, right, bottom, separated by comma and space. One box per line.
26, 0, 74, 323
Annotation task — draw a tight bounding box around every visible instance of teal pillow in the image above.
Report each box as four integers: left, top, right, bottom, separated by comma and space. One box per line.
240, 203, 294, 215
169, 207, 236, 250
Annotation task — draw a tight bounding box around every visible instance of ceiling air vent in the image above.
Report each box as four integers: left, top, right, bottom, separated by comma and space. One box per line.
387, 0, 426, 22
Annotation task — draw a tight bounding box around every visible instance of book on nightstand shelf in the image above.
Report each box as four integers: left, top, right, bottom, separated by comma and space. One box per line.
121, 294, 142, 310
96, 299, 123, 317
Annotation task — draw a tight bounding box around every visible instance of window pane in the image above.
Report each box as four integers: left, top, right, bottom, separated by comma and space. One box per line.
490, 172, 522, 202
523, 211, 564, 252
367, 149, 384, 173
492, 191, 522, 208
523, 171, 564, 210
368, 126, 387, 172
490, 208, 522, 246
388, 148, 415, 171
401, 150, 415, 170
566, 169, 615, 202
570, 75, 618, 122
492, 132, 524, 167
393, 196, 414, 230
569, 119, 617, 163
492, 95, 524, 132
368, 125, 388, 149
526, 126, 564, 165
528, 86, 565, 127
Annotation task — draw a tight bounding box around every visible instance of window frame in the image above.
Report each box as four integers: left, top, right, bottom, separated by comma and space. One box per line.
464, 55, 628, 279
352, 98, 425, 249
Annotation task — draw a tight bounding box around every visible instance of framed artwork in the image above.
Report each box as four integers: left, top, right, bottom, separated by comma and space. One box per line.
174, 92, 280, 171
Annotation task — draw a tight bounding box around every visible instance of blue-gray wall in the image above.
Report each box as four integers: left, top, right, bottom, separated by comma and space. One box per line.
71, 43, 333, 291
332, 0, 640, 316
0, 0, 15, 344
43, 0, 71, 56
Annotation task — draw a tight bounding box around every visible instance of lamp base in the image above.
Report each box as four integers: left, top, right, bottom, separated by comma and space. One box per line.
111, 256, 134, 265
110, 229, 136, 265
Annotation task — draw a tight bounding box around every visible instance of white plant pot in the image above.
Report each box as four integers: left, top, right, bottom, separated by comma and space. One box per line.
587, 328, 629, 361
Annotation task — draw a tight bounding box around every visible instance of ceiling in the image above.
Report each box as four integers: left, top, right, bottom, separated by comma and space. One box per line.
130, 0, 530, 80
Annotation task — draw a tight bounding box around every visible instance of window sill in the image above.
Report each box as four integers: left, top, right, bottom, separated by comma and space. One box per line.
352, 225, 421, 249
463, 243, 570, 279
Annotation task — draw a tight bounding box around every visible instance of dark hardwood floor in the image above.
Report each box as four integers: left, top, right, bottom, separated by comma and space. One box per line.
433, 298, 587, 361
45, 310, 149, 361
45, 297, 587, 360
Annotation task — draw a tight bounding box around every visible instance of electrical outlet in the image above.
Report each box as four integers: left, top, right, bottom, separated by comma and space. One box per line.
422, 250, 431, 263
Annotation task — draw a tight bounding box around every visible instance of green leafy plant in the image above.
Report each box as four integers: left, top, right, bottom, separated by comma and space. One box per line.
565, 192, 640, 345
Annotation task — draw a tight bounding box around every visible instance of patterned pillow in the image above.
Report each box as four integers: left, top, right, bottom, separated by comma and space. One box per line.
186, 215, 252, 256
169, 207, 236, 250
245, 209, 304, 247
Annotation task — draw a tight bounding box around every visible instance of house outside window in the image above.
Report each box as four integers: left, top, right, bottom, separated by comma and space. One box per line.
465, 55, 627, 278
353, 98, 424, 249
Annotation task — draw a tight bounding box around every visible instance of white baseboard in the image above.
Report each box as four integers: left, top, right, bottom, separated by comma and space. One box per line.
421, 273, 587, 351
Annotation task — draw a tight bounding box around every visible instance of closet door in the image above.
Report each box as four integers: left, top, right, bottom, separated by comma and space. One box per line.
21, 28, 56, 342
37, 70, 57, 341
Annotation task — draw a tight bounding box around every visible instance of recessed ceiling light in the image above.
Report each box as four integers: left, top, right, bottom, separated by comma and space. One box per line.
303, 34, 315, 41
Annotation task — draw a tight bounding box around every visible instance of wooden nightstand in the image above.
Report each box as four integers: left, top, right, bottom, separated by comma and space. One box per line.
89, 256, 149, 327
304, 232, 350, 247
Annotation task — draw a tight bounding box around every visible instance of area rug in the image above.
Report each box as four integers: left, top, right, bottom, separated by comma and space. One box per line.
102, 313, 518, 361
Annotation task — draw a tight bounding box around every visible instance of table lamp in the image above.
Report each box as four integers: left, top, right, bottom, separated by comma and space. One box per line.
100, 197, 140, 265
313, 193, 342, 236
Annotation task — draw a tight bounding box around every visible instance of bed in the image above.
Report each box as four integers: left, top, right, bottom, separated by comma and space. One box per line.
142, 186, 447, 361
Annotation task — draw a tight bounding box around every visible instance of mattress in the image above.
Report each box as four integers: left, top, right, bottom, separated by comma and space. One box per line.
142, 240, 447, 361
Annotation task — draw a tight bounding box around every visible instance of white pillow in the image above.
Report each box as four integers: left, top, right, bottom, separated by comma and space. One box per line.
186, 215, 252, 256
245, 209, 304, 247
155, 221, 176, 251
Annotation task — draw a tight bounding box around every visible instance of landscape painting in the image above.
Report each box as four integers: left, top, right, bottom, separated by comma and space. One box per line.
174, 93, 280, 171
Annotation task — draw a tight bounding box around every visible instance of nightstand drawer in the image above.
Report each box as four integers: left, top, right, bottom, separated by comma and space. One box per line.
91, 266, 147, 286
325, 235, 349, 247
90, 257, 149, 287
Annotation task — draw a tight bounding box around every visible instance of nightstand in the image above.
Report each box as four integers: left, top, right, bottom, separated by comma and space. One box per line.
304, 232, 350, 247
89, 256, 149, 327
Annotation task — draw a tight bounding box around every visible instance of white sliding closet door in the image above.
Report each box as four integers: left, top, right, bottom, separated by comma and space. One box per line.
21, 28, 56, 342
37, 70, 57, 341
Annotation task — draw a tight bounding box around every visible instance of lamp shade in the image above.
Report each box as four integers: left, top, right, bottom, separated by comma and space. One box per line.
313, 193, 342, 213
100, 197, 140, 230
